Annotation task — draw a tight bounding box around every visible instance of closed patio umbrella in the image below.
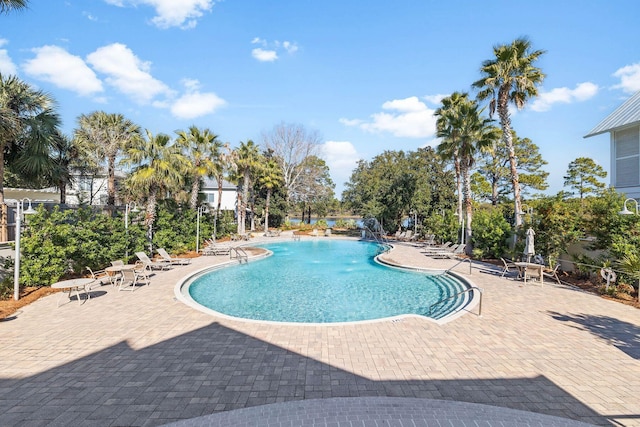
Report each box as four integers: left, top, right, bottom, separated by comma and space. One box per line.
524, 227, 535, 262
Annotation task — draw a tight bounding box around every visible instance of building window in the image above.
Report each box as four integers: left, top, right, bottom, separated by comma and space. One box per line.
206, 193, 216, 205
615, 127, 640, 188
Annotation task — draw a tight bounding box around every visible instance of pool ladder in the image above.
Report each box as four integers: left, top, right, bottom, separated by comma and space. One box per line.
230, 247, 248, 264
427, 286, 483, 318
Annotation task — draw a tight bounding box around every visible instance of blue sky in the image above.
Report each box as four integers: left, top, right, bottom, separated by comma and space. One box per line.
2, 0, 640, 197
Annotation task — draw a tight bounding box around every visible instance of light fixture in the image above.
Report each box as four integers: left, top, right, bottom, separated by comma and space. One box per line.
619, 198, 639, 215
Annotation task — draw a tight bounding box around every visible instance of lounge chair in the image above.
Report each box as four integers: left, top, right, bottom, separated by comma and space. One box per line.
157, 248, 191, 265
135, 251, 172, 270
201, 242, 232, 256
421, 241, 453, 255
400, 230, 413, 241
430, 243, 467, 259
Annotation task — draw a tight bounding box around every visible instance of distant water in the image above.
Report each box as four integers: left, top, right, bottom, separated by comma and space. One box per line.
289, 217, 363, 227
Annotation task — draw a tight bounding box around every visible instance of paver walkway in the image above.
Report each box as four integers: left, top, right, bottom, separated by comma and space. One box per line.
0, 236, 638, 426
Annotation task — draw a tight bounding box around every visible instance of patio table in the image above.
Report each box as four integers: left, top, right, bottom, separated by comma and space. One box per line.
515, 262, 544, 286
51, 278, 95, 307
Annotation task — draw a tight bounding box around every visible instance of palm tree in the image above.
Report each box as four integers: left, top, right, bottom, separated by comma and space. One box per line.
49, 132, 77, 204
454, 100, 496, 250
123, 130, 189, 252
473, 37, 545, 229
234, 140, 261, 233
0, 74, 58, 203
175, 126, 223, 210
258, 155, 283, 233
435, 92, 467, 222
0, 74, 59, 239
74, 111, 141, 208
0, 0, 27, 13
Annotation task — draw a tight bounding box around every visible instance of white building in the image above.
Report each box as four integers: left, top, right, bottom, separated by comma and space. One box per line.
201, 178, 237, 211
65, 167, 126, 206
585, 90, 640, 198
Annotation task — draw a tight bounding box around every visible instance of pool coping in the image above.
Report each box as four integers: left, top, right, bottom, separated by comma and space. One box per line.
174, 239, 480, 326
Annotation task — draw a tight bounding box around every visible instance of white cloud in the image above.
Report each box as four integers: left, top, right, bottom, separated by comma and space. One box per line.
343, 96, 437, 138
104, 0, 214, 29
422, 94, 448, 105
529, 82, 599, 112
86, 43, 173, 104
250, 38, 298, 62
613, 63, 640, 94
252, 48, 278, 62
322, 141, 360, 188
170, 78, 226, 119
282, 41, 298, 54
22, 45, 103, 96
0, 39, 17, 75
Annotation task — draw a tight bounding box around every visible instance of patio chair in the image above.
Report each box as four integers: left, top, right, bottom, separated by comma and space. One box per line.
134, 260, 151, 282
85, 266, 111, 287
111, 260, 124, 267
157, 248, 191, 265
543, 263, 562, 284
135, 251, 172, 270
117, 268, 139, 291
500, 258, 520, 278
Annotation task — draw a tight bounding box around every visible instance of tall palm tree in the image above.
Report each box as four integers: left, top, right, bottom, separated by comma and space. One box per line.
74, 111, 141, 208
473, 37, 545, 228
258, 155, 283, 233
435, 92, 467, 221
454, 101, 496, 250
234, 140, 261, 233
123, 130, 189, 252
175, 126, 223, 210
0, 0, 27, 13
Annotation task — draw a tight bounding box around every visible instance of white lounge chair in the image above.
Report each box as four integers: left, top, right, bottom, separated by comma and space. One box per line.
135, 251, 172, 270
157, 248, 191, 265
201, 243, 232, 256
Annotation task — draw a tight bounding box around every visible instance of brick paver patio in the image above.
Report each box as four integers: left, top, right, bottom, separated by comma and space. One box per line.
1, 236, 638, 426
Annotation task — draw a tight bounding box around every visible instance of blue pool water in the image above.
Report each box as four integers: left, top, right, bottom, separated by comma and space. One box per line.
187, 240, 470, 323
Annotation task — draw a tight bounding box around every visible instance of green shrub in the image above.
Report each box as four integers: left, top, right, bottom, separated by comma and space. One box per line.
471, 208, 511, 259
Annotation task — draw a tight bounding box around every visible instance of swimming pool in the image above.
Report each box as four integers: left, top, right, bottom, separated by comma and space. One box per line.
180, 239, 474, 324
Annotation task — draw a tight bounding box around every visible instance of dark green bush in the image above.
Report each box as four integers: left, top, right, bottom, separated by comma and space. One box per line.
471, 207, 511, 259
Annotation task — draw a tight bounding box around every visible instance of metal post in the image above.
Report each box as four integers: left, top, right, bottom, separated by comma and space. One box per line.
196, 207, 202, 254
13, 200, 22, 301
10, 198, 35, 301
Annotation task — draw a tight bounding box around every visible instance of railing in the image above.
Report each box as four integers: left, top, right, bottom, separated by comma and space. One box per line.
230, 247, 248, 263
427, 286, 483, 317
446, 257, 473, 275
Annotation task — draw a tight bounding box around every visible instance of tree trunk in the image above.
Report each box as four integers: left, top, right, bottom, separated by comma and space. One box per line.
454, 155, 463, 221
145, 189, 157, 255
107, 154, 116, 208
463, 160, 473, 256
59, 180, 66, 204
264, 188, 271, 233
190, 175, 199, 210
498, 89, 522, 230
